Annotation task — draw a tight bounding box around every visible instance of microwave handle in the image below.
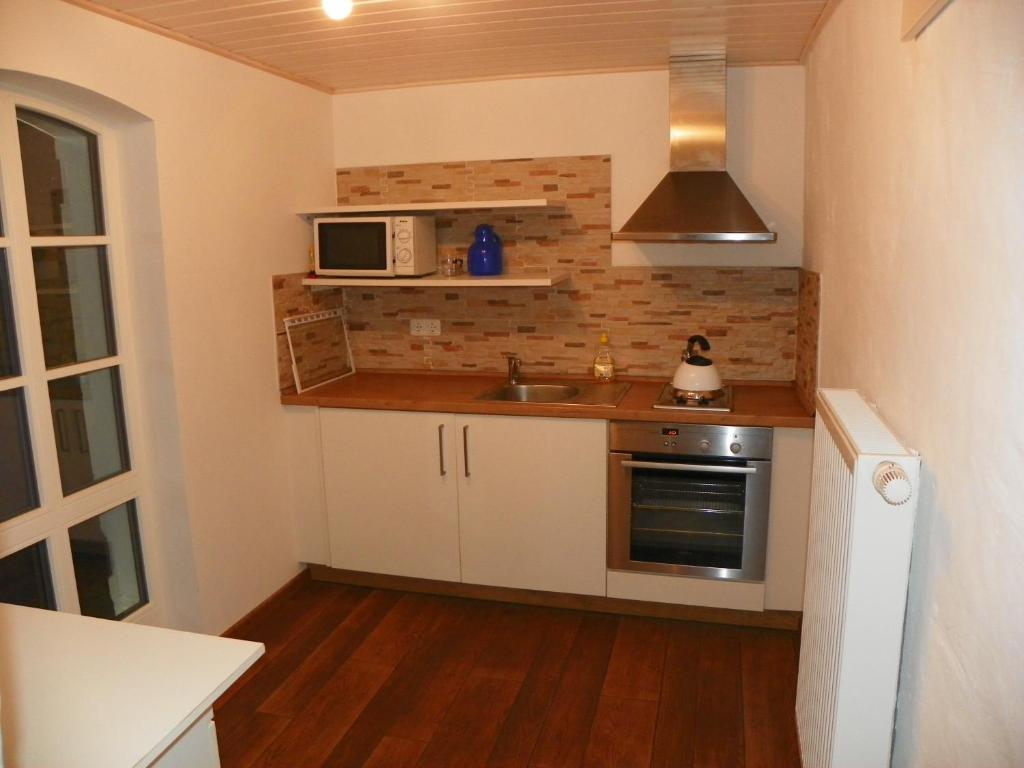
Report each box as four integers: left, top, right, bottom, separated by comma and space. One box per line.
621, 460, 757, 475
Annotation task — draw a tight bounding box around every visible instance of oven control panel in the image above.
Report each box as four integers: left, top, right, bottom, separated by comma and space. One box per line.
609, 421, 773, 460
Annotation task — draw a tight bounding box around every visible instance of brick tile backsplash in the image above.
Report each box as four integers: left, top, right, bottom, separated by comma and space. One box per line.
274, 155, 810, 390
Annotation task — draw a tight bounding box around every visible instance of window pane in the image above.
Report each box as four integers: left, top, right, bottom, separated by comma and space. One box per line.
17, 108, 104, 237
0, 388, 39, 522
49, 366, 130, 495
33, 246, 116, 368
0, 541, 56, 610
1, 250, 20, 378
70, 500, 147, 620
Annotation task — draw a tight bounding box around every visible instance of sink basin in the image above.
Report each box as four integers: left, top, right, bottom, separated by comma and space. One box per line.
476, 380, 631, 407
485, 383, 581, 403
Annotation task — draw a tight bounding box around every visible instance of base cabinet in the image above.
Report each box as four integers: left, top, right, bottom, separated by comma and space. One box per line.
457, 414, 607, 596
317, 407, 812, 613
153, 710, 220, 768
321, 409, 461, 582
320, 409, 607, 594
765, 427, 814, 610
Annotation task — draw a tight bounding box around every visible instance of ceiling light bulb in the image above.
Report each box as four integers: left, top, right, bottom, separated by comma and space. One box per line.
322, 0, 353, 21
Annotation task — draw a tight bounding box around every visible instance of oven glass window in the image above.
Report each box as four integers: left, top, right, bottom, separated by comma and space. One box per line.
629, 463, 746, 570
318, 221, 389, 271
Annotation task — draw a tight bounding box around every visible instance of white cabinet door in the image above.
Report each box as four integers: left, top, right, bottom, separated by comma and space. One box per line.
151, 710, 220, 768
764, 427, 814, 610
321, 409, 461, 582
456, 414, 607, 596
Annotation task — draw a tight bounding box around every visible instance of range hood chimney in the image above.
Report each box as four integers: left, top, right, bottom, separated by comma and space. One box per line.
613, 54, 777, 243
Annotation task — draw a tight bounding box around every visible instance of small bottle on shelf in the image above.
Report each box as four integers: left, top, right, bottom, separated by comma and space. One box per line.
593, 331, 615, 381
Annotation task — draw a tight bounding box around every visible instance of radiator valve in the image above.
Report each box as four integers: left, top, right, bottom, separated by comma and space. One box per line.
873, 462, 913, 506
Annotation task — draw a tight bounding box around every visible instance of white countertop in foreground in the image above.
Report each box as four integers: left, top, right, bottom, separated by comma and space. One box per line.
0, 604, 263, 768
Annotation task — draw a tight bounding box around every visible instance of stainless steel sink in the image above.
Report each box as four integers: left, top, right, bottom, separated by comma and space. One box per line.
484, 383, 582, 403
476, 380, 631, 407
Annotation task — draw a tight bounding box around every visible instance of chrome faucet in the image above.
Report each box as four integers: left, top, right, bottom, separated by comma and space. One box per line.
506, 355, 523, 385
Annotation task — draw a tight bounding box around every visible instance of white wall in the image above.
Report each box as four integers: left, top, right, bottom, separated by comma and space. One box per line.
332, 67, 805, 267
0, 0, 335, 634
804, 0, 1024, 765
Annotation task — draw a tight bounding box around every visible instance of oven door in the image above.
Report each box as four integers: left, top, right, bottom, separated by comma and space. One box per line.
315, 217, 395, 277
608, 452, 771, 582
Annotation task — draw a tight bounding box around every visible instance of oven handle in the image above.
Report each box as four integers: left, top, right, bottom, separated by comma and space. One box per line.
621, 460, 757, 475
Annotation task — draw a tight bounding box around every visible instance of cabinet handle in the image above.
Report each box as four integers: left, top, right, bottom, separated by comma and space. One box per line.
438, 424, 446, 477
463, 425, 470, 478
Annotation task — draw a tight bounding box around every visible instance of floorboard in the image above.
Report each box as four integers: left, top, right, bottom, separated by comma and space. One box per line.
485, 610, 583, 768
583, 696, 659, 768
364, 736, 428, 767
216, 585, 369, 741
385, 602, 500, 744
651, 622, 701, 768
740, 630, 802, 768
415, 674, 522, 768
216, 577, 801, 768
217, 578, 345, 708
322, 598, 489, 766
600, 617, 669, 702
525, 613, 619, 767
259, 589, 401, 717
254, 660, 393, 768
692, 625, 746, 768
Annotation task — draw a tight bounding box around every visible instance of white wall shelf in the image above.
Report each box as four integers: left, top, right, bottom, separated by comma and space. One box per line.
303, 271, 570, 289
298, 198, 552, 220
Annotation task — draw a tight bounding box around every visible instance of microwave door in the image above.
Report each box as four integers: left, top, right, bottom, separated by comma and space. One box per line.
316, 218, 394, 276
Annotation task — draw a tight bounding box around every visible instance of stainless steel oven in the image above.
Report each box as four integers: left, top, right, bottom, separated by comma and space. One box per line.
608, 421, 772, 582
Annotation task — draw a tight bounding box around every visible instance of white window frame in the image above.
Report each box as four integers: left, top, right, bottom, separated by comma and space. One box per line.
0, 90, 161, 624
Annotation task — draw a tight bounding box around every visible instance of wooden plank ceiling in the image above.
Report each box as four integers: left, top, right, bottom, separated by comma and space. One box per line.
74, 0, 831, 93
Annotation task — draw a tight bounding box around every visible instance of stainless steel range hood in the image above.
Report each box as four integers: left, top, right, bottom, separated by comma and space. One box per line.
613, 55, 777, 244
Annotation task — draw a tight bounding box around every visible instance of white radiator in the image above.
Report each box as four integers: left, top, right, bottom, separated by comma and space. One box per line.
796, 389, 921, 768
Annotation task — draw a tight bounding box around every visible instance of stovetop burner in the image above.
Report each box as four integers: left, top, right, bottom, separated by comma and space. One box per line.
652, 383, 734, 412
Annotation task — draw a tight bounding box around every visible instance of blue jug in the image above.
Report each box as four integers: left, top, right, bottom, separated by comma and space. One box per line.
468, 224, 503, 276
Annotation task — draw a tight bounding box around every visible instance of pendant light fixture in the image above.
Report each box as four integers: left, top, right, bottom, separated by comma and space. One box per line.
322, 0, 354, 21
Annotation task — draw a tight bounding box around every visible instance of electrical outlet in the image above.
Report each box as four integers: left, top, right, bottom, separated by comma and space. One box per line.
410, 319, 441, 337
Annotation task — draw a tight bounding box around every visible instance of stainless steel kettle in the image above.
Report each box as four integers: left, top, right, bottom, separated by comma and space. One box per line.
671, 335, 723, 396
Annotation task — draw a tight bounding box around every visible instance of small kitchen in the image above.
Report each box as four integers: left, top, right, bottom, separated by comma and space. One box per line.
1, 1, 1020, 767
261, 57, 818, 765
274, 135, 820, 624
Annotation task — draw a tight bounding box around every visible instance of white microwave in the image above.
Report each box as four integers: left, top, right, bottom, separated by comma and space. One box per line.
314, 216, 437, 277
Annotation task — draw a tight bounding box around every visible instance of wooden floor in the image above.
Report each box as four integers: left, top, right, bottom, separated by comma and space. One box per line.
214, 574, 801, 768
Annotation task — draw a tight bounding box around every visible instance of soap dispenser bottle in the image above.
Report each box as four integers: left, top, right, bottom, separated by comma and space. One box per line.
593, 332, 615, 381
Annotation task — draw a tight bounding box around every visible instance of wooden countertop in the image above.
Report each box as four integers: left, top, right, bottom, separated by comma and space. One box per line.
281, 372, 814, 429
